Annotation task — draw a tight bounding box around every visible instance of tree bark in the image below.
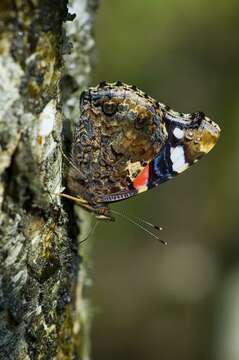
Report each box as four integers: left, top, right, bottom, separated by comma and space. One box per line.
0, 1, 98, 359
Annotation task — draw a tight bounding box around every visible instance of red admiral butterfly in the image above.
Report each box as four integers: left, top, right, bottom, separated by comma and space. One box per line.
61, 81, 220, 221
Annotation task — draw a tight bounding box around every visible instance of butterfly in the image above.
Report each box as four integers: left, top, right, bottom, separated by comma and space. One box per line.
60, 81, 220, 222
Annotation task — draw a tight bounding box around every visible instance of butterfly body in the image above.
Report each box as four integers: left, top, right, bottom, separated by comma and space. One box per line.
67, 82, 220, 220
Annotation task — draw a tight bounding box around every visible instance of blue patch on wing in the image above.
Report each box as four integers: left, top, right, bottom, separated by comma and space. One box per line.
148, 144, 174, 189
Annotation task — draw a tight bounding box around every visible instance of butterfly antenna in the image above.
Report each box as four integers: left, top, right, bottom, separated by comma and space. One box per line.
80, 220, 99, 245
132, 216, 163, 232
111, 210, 167, 245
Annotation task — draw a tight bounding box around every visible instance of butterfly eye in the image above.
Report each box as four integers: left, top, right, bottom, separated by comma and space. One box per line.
102, 102, 118, 116
134, 113, 150, 129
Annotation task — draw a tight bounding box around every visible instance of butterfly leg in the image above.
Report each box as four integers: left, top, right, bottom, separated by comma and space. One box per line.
52, 192, 115, 221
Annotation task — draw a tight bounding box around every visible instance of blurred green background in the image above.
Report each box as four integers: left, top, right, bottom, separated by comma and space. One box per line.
89, 1, 239, 359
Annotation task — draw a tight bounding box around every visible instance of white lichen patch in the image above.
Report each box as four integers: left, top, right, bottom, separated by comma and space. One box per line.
0, 56, 23, 120
41, 138, 57, 160
42, 321, 56, 336
35, 305, 42, 316
0, 55, 24, 183
0, 56, 24, 211
31, 230, 43, 247
13, 269, 28, 284
4, 241, 23, 266
39, 99, 56, 138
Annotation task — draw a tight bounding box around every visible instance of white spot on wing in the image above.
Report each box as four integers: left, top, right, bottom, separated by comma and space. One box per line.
173, 127, 184, 139
170, 146, 188, 173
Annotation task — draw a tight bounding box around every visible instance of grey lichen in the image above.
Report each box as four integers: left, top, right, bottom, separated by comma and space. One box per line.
0, 1, 98, 359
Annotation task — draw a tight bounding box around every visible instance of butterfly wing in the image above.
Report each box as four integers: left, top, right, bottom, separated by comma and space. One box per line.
99, 111, 221, 203
68, 82, 167, 205
68, 82, 220, 209
98, 144, 172, 203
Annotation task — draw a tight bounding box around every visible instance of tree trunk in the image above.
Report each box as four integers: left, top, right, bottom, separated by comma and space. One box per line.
0, 1, 98, 359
